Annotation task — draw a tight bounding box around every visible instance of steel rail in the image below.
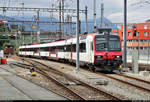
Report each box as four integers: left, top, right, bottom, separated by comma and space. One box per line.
116, 73, 150, 85
97, 72, 150, 93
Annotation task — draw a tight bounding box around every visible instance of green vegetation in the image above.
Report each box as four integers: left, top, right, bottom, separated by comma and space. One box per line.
24, 37, 31, 44
19, 25, 25, 32
0, 23, 10, 33
2, 42, 10, 49
10, 24, 18, 29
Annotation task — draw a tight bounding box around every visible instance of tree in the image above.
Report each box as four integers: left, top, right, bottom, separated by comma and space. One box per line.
19, 25, 25, 32
24, 37, 31, 44
0, 23, 10, 32
2, 42, 10, 50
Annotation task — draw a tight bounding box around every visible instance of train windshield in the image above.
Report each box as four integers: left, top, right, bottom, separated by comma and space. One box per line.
95, 37, 108, 51
95, 36, 121, 52
108, 37, 121, 51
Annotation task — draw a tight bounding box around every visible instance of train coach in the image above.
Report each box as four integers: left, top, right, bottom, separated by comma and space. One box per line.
19, 29, 123, 72
4, 45, 14, 58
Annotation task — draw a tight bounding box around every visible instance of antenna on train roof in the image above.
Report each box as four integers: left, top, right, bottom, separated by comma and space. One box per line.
97, 28, 112, 35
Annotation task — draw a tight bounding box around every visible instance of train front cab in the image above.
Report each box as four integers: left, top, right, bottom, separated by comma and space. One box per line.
93, 35, 123, 72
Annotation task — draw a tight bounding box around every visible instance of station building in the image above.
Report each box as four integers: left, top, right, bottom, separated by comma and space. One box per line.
112, 20, 150, 57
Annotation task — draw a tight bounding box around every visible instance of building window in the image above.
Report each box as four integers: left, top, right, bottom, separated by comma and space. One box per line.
140, 47, 143, 50
136, 32, 140, 36
144, 25, 147, 29
128, 32, 131, 36
144, 32, 148, 36
128, 25, 132, 29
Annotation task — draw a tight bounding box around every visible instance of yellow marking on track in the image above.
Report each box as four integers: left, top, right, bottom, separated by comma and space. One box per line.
60, 65, 64, 69
31, 72, 37, 76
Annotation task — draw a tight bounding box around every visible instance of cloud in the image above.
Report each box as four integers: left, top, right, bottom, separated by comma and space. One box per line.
0, 0, 150, 23
107, 3, 150, 23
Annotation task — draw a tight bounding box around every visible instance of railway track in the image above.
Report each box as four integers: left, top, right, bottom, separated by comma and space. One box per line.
17, 57, 121, 100
96, 72, 150, 94
116, 73, 150, 85
14, 57, 150, 99
11, 62, 85, 100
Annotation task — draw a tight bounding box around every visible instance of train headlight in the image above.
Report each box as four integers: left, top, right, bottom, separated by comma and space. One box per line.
97, 56, 102, 58
97, 56, 103, 60
116, 56, 120, 58
115, 56, 122, 59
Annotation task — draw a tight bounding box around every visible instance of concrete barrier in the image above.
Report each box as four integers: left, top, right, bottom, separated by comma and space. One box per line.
132, 51, 139, 74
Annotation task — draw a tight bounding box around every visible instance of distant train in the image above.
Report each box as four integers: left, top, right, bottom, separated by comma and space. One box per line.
4, 45, 14, 57
18, 29, 123, 72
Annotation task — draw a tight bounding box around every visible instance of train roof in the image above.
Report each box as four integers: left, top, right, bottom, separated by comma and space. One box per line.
19, 32, 119, 49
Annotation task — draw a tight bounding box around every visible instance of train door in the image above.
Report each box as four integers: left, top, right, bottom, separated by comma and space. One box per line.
79, 42, 86, 62
64, 40, 71, 60
49, 47, 51, 58
56, 47, 58, 60
89, 41, 94, 63
70, 43, 73, 61
65, 45, 71, 60
39, 48, 40, 57
33, 48, 35, 56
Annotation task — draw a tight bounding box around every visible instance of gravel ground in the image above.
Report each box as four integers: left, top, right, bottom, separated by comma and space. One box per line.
124, 72, 150, 82
109, 74, 150, 91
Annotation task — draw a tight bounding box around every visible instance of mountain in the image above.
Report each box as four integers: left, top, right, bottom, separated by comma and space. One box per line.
0, 15, 117, 33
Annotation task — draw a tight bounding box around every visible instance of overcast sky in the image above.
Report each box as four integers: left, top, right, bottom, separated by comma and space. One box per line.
0, 0, 150, 23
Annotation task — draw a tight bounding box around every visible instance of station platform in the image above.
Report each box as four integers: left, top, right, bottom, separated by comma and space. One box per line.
127, 56, 150, 65
0, 62, 67, 100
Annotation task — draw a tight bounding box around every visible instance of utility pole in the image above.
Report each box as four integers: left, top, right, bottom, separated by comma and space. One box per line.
69, 15, 72, 35
2, 8, 6, 35
76, 0, 80, 72
62, 0, 65, 39
37, 9, 40, 43
85, 6, 88, 33
93, 0, 97, 30
59, 0, 62, 39
2, 8, 6, 20
123, 0, 127, 68
100, 0, 104, 28
21, 2, 24, 45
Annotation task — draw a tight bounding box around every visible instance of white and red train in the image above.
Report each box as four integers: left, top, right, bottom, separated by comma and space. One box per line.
19, 32, 123, 71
